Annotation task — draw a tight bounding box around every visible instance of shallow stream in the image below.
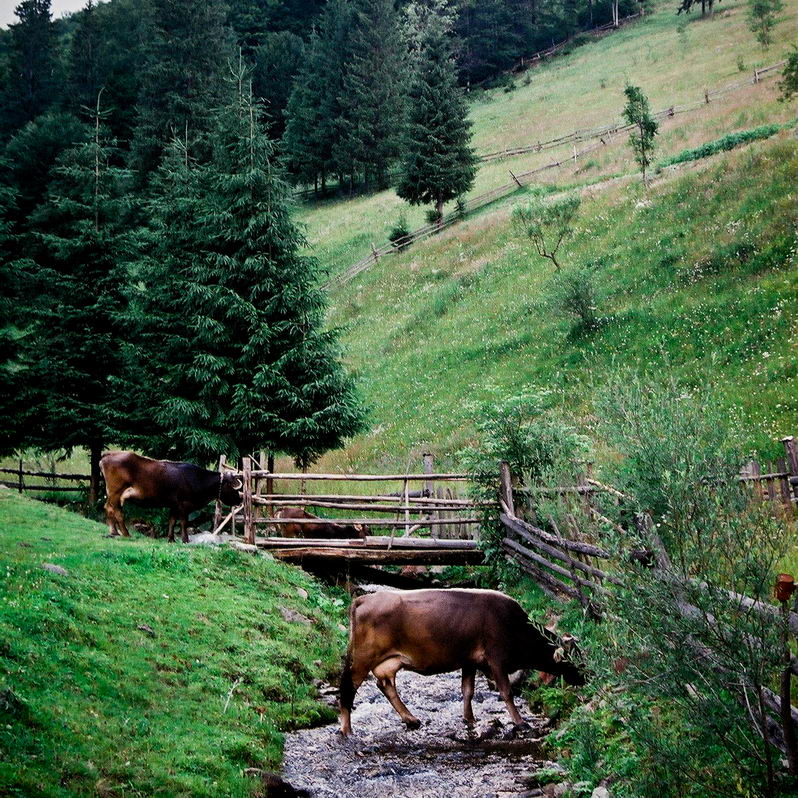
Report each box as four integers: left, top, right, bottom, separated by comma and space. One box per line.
282, 669, 558, 797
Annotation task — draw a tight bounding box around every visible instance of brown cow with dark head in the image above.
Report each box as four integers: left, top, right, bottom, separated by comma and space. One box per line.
339, 588, 583, 736
274, 507, 369, 539
100, 451, 242, 543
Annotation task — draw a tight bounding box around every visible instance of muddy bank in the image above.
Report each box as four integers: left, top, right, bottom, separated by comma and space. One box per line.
282, 670, 561, 798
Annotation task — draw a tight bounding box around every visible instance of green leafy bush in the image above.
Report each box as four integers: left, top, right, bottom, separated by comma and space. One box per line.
659, 123, 785, 167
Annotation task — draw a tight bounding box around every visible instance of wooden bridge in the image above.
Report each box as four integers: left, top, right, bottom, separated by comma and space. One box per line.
211, 454, 486, 567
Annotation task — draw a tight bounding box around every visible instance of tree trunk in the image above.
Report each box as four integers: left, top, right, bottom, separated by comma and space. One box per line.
88, 440, 103, 512
436, 196, 444, 225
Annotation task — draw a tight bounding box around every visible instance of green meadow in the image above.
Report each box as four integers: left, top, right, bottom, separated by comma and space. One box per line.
0, 490, 347, 797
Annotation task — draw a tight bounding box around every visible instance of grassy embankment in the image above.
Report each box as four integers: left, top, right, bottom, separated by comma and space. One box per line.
297, 0, 798, 281
0, 489, 347, 797
320, 136, 798, 471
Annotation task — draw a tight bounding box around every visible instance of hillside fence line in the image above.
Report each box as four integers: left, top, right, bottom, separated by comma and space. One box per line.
291, 11, 645, 201
323, 57, 787, 290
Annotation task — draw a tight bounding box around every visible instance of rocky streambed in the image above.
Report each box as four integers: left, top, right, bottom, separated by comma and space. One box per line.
281, 670, 563, 798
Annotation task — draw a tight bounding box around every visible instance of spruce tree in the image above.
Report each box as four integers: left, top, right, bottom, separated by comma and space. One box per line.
282, 0, 354, 190
127, 81, 365, 465
397, 0, 477, 222
130, 0, 236, 182
0, 0, 60, 137
281, 30, 327, 188
4, 99, 134, 502
335, 0, 406, 189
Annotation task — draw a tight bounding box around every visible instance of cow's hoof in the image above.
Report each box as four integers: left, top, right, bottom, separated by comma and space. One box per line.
503, 721, 532, 740
404, 718, 422, 730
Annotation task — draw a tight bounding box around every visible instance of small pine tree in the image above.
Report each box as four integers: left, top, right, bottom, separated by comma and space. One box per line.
0, 0, 60, 135
622, 84, 658, 187
396, 0, 477, 222
748, 0, 783, 48
130, 0, 236, 181
282, 0, 354, 191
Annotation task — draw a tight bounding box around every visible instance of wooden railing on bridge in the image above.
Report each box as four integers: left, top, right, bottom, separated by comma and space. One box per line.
211, 454, 484, 564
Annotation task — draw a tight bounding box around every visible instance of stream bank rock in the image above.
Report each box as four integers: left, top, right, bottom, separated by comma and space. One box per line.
282, 670, 560, 798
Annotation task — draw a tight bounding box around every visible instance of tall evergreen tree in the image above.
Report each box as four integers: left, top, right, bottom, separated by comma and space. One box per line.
282, 0, 354, 190
126, 80, 365, 465
2, 98, 134, 501
252, 31, 305, 138
335, 0, 406, 189
65, 0, 102, 114
130, 0, 235, 182
1, 0, 60, 137
397, 0, 477, 221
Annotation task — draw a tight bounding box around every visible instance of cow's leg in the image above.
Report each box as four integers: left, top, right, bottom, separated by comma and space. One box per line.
180, 514, 189, 544
104, 498, 120, 536
489, 664, 525, 726
339, 653, 371, 736
167, 514, 176, 543
462, 666, 476, 724
372, 658, 421, 730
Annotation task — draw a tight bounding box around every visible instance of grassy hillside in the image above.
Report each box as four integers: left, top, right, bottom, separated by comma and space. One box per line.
320, 136, 798, 471
0, 490, 347, 797
297, 0, 798, 279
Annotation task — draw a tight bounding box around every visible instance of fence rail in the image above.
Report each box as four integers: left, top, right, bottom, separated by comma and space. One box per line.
212, 453, 481, 544
0, 464, 90, 494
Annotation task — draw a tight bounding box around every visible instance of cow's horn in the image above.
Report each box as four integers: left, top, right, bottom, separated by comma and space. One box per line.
232, 478, 243, 490
553, 646, 566, 663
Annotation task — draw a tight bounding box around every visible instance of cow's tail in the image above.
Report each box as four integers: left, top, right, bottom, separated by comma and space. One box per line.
338, 600, 359, 712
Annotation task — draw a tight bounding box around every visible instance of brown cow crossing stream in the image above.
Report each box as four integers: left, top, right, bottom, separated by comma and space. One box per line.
281, 670, 560, 797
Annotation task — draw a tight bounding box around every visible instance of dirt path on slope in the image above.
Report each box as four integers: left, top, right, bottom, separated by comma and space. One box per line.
281, 670, 560, 798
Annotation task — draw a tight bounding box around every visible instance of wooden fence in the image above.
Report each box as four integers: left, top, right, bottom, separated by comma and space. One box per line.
210, 454, 484, 563
0, 462, 89, 494
325, 57, 787, 290
497, 436, 798, 766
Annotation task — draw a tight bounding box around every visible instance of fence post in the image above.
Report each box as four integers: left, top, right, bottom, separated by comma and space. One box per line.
243, 457, 255, 544
500, 461, 515, 516
213, 455, 226, 532
18, 458, 23, 494
783, 437, 798, 512
777, 574, 798, 774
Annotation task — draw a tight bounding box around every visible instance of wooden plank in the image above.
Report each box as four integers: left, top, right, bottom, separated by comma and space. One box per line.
506, 521, 620, 584
0, 468, 91, 481
269, 547, 483, 566
243, 457, 254, 545
251, 497, 479, 513
252, 493, 488, 507
0, 483, 85, 492
255, 536, 480, 550
502, 544, 580, 599
500, 462, 515, 516
503, 537, 606, 595
247, 471, 470, 481
255, 516, 481, 528
500, 511, 611, 558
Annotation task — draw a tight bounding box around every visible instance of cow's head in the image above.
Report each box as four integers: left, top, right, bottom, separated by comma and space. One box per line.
219, 472, 244, 505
